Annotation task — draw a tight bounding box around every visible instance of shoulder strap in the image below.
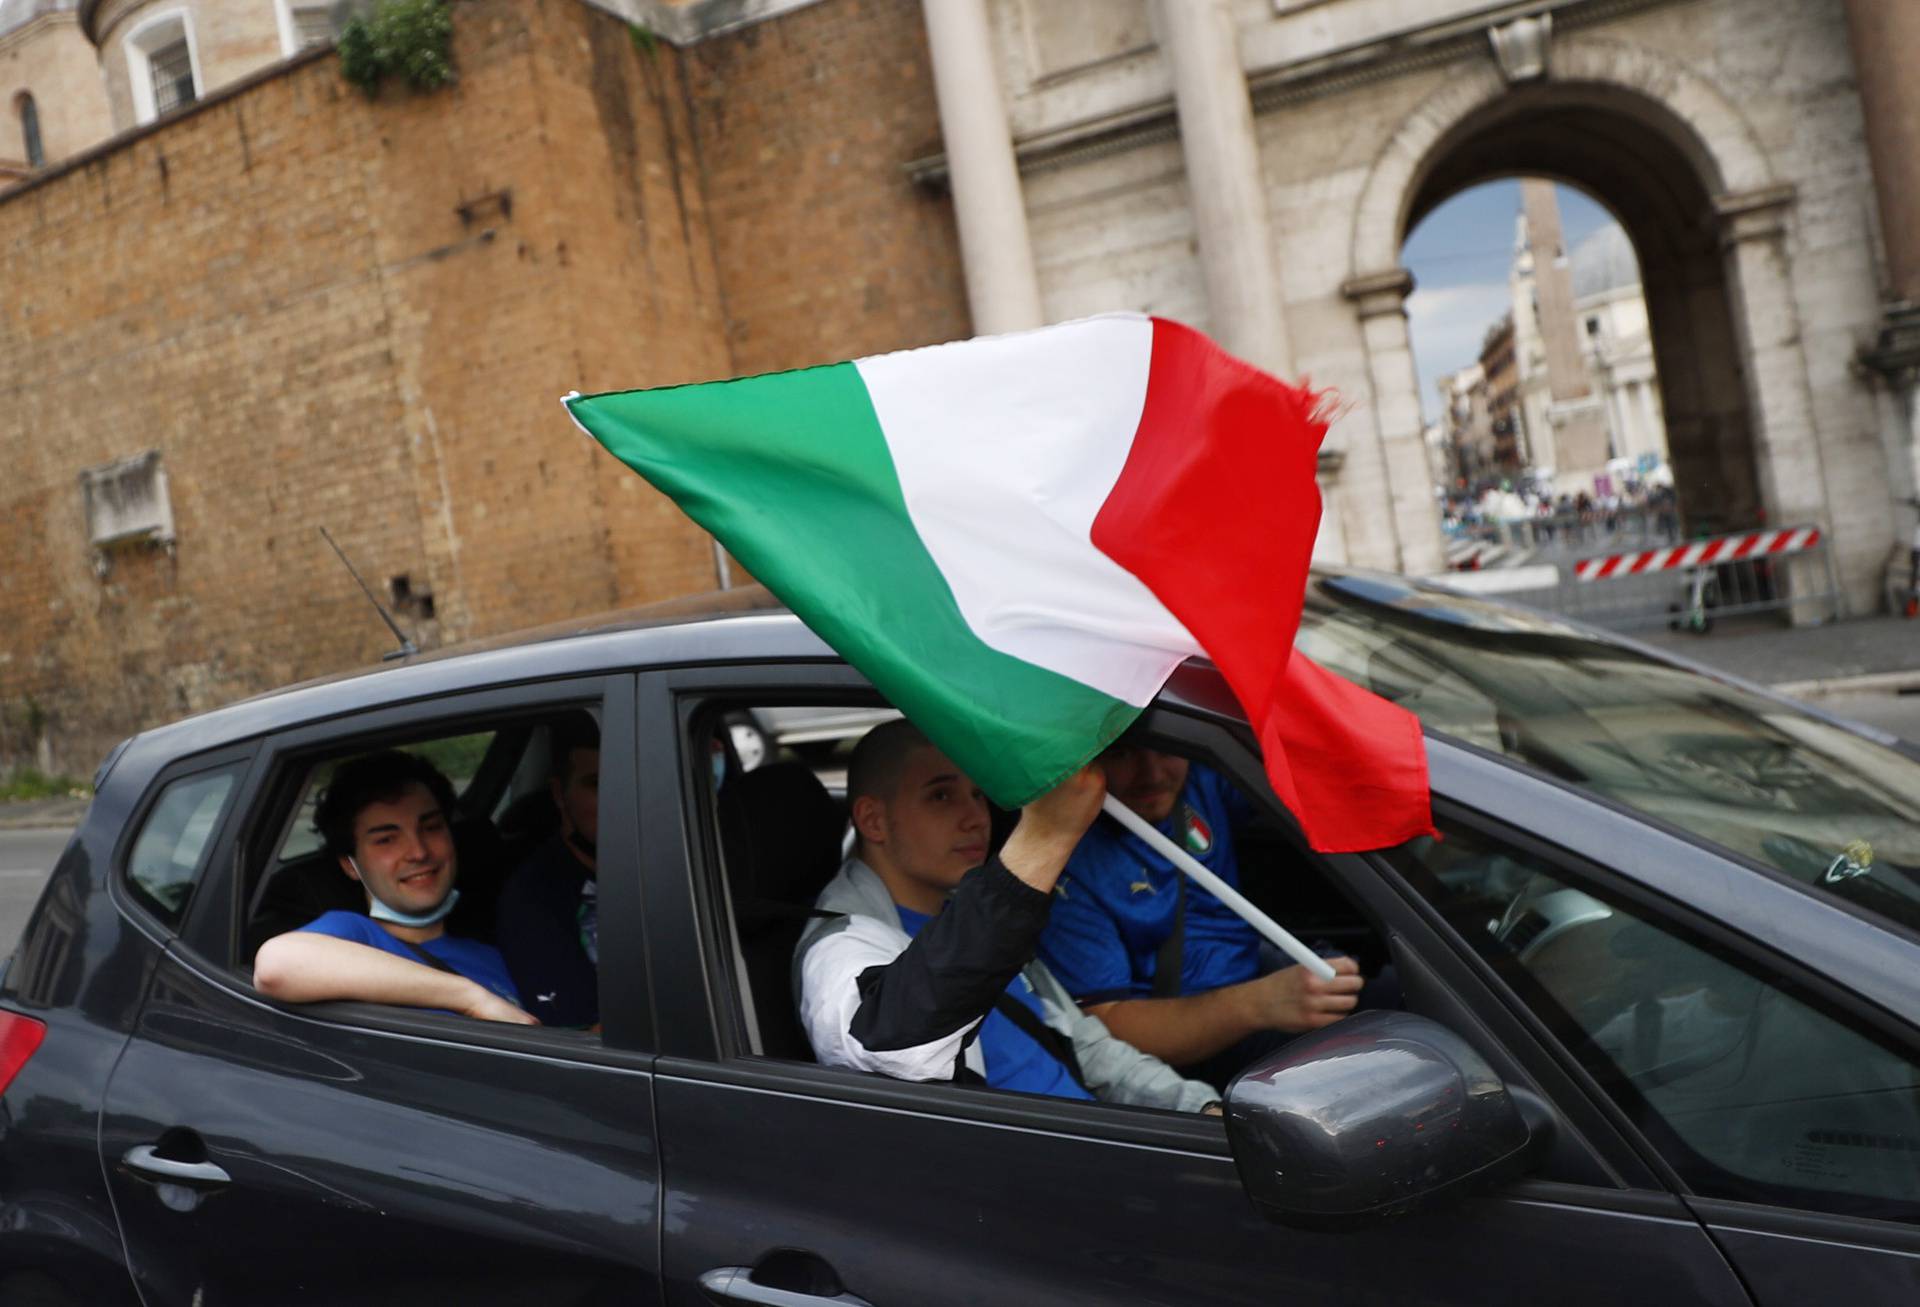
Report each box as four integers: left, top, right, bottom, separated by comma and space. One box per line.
1148, 800, 1197, 999
398, 938, 458, 975
991, 993, 1090, 1092
1151, 869, 1187, 999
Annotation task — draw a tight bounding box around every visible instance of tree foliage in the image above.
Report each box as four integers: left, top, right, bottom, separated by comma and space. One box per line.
339, 0, 456, 94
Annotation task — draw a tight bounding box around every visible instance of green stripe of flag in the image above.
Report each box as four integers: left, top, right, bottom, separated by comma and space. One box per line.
570, 362, 1138, 805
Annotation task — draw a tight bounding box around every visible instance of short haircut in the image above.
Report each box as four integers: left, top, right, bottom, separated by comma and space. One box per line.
548, 709, 601, 783
846, 719, 934, 805
313, 750, 458, 858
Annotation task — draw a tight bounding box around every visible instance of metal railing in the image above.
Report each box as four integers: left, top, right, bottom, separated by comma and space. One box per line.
1441, 524, 1842, 633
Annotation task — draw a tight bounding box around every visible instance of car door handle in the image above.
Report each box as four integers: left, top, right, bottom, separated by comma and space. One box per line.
122, 1144, 231, 1188
698, 1267, 872, 1307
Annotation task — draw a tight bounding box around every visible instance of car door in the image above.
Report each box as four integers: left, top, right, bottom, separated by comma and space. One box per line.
636, 665, 1752, 1307
1392, 741, 1920, 1306
96, 676, 663, 1307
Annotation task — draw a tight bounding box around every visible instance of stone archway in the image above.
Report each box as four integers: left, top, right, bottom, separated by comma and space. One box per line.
1349, 36, 1830, 557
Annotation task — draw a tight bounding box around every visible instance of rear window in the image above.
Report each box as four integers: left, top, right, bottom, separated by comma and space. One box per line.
1302, 572, 1920, 938
127, 764, 246, 926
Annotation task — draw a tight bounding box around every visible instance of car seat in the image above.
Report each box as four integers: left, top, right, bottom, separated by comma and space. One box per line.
715, 762, 848, 1060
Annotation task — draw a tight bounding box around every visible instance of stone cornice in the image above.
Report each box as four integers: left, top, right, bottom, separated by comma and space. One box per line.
1341, 268, 1416, 318
0, 7, 78, 54
1858, 304, 1920, 381
1715, 183, 1798, 246
908, 0, 1685, 189
576, 0, 826, 47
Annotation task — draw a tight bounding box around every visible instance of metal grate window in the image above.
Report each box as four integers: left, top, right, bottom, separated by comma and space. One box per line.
293, 5, 332, 49
149, 38, 196, 115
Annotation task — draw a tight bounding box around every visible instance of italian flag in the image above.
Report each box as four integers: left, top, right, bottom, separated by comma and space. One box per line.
566, 314, 1431, 853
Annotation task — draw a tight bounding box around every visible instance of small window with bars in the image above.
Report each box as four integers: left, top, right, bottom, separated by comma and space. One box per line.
149, 38, 196, 115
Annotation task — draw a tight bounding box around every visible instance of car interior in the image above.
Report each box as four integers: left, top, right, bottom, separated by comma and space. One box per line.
225, 694, 1402, 1103
238, 710, 595, 969
696, 697, 1396, 1072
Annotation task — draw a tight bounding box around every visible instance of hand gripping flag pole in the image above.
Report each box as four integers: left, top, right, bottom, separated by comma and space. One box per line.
1099, 794, 1338, 981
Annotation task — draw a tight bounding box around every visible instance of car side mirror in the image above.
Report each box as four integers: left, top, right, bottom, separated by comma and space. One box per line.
1223, 1010, 1540, 1230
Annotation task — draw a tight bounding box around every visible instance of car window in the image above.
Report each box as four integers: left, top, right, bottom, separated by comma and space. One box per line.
241, 710, 610, 1036
702, 698, 1384, 1110
273, 731, 498, 861
1302, 572, 1920, 940
1387, 818, 1920, 1224
126, 763, 246, 927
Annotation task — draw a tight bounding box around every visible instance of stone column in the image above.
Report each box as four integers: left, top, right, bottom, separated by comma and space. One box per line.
920, 0, 1044, 335
1718, 186, 1838, 622
1842, 0, 1920, 307
1341, 269, 1445, 576
1155, 0, 1290, 374
1844, 0, 1920, 609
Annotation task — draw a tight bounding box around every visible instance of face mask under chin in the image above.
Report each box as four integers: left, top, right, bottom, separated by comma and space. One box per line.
350, 857, 461, 928
366, 887, 461, 929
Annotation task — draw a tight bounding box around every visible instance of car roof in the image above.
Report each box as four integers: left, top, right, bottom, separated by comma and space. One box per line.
119, 562, 1841, 772
121, 582, 1250, 765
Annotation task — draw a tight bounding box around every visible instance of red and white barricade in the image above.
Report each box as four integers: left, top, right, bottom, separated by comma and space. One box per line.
1574, 526, 1822, 583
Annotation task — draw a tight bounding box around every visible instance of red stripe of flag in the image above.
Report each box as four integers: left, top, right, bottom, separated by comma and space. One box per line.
1092, 317, 1434, 853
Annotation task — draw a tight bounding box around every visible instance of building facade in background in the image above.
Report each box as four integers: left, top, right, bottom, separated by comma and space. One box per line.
2, 0, 1919, 771
1570, 222, 1669, 484
1505, 183, 1671, 500
932, 0, 1912, 615
0, 0, 111, 181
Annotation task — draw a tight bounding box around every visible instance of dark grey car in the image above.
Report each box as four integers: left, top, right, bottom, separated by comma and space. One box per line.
0, 568, 1914, 1305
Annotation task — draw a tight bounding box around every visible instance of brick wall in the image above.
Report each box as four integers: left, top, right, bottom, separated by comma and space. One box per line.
0, 0, 789, 771
680, 0, 969, 374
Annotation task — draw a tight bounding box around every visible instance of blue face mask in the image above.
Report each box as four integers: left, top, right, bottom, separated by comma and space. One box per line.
351, 856, 460, 928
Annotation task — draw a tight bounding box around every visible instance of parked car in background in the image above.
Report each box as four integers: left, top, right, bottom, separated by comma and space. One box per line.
0, 570, 1914, 1305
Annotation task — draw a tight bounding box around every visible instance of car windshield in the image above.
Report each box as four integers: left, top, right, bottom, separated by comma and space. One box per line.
1299, 571, 1920, 937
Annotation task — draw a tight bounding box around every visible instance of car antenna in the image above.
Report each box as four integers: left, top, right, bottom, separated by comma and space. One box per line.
318, 526, 419, 662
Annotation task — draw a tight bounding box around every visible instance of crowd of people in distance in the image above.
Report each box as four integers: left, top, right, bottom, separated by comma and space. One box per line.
256, 713, 1386, 1113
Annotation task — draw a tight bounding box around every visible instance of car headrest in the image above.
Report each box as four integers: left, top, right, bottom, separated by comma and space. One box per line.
718, 762, 846, 925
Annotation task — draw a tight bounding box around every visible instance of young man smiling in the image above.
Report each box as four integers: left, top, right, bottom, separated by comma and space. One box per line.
795, 721, 1217, 1112
254, 751, 534, 1025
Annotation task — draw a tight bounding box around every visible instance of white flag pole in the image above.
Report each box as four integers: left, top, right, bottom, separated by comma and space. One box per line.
1099, 794, 1337, 982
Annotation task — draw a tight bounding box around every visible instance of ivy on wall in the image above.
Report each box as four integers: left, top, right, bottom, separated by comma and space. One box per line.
339, 0, 456, 94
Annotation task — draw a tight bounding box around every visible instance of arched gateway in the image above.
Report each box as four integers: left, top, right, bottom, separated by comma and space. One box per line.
923, 1, 1896, 618
1347, 32, 1871, 609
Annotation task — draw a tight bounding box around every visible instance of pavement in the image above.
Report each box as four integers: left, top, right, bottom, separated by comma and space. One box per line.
1634, 613, 1920, 695
0, 795, 91, 831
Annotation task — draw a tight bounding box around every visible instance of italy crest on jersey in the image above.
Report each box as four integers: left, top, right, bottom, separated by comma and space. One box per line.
1183, 808, 1213, 856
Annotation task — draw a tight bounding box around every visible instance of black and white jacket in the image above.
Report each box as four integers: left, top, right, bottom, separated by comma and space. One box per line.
793, 855, 1217, 1112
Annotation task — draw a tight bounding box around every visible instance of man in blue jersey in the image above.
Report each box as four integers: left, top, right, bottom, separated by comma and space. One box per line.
1038, 740, 1363, 1087
795, 721, 1218, 1113
255, 751, 534, 1025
